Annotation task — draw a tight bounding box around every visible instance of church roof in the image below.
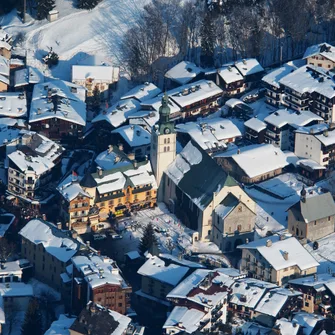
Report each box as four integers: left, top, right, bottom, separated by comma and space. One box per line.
288, 192, 335, 223
165, 140, 230, 210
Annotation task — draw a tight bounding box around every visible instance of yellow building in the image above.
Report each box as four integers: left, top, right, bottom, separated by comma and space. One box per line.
238, 235, 319, 286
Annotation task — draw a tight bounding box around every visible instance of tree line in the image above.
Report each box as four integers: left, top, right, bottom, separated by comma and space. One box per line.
120, 0, 335, 80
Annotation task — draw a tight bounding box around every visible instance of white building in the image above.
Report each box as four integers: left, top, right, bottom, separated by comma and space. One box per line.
264, 109, 322, 150
72, 65, 120, 99
165, 61, 204, 86
175, 117, 242, 155
303, 43, 335, 70
0, 92, 27, 118
7, 131, 64, 203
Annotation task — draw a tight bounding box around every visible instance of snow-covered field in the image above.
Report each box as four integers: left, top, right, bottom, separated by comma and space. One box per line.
1, 0, 150, 81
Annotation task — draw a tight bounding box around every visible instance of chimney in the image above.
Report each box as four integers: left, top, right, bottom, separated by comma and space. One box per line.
86, 240, 90, 248
42, 214, 47, 221
118, 143, 124, 151
145, 155, 148, 162
71, 230, 78, 239
279, 234, 285, 241
127, 152, 135, 161
245, 238, 249, 244
178, 322, 184, 329
37, 108, 42, 115
133, 160, 138, 169
314, 273, 318, 281
266, 239, 272, 247
283, 251, 289, 260
300, 186, 306, 203
57, 222, 62, 230
107, 145, 113, 154
97, 166, 103, 177
216, 69, 220, 86
293, 322, 297, 328
237, 149, 241, 154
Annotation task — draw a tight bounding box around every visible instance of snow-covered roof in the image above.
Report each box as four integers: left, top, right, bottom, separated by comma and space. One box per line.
0, 259, 25, 277
289, 273, 335, 288
275, 318, 300, 335
0, 29, 11, 43
0, 125, 21, 146
295, 122, 328, 135
167, 269, 234, 308
230, 278, 277, 308
262, 62, 299, 89
121, 82, 161, 102
292, 312, 324, 335
72, 65, 119, 83
95, 149, 131, 171
0, 117, 26, 128
165, 61, 204, 85
29, 80, 86, 126
137, 256, 189, 286
163, 306, 205, 333
255, 291, 288, 317
303, 42, 335, 62
19, 219, 81, 262
92, 98, 141, 128
140, 95, 181, 115
0, 56, 9, 78
264, 109, 322, 128
315, 128, 335, 146
244, 117, 266, 132
0, 92, 27, 118
159, 253, 205, 268
0, 213, 16, 238
218, 66, 244, 84
237, 236, 319, 271
44, 315, 76, 335
234, 58, 264, 77
166, 80, 223, 108
175, 118, 241, 151
111, 124, 151, 148
94, 161, 157, 195
0, 40, 11, 51
72, 254, 129, 289
230, 144, 289, 178
57, 174, 91, 202
0, 282, 33, 297
8, 131, 63, 176
125, 250, 141, 260
279, 65, 335, 98
225, 98, 244, 108
14, 66, 44, 88
297, 159, 326, 170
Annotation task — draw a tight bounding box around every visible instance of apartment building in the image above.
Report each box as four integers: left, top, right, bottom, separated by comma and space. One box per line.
238, 235, 319, 286
7, 131, 64, 205
244, 117, 266, 144
72, 65, 119, 100
71, 253, 131, 315
263, 109, 322, 151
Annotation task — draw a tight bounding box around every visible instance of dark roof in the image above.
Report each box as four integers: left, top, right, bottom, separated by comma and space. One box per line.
166, 140, 230, 209
80, 172, 97, 188
70, 303, 120, 335
288, 192, 335, 223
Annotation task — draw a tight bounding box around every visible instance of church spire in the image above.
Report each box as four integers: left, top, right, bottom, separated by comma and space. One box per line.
157, 92, 174, 135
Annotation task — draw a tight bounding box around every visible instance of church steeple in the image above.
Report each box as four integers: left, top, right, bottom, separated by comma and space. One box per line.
157, 93, 175, 135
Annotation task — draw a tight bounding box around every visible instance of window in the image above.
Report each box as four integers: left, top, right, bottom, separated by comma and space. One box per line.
314, 221, 317, 225
164, 147, 167, 152
167, 138, 170, 144
328, 216, 331, 221
305, 302, 310, 307
118, 198, 122, 203
118, 303, 123, 307
164, 138, 167, 144
237, 225, 242, 232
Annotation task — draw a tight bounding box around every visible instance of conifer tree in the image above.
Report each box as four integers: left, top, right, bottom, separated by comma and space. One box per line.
77, 0, 102, 10
91, 85, 101, 114
139, 223, 158, 255
21, 299, 43, 335
36, 0, 56, 20
200, 11, 216, 67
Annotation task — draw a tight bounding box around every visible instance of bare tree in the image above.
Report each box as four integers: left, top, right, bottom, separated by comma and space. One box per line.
0, 239, 16, 262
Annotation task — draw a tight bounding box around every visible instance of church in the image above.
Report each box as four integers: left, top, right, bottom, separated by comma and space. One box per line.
150, 94, 256, 248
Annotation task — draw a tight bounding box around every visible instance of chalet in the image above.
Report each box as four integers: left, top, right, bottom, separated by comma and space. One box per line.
14, 66, 44, 91
120, 82, 161, 103
238, 235, 319, 286
287, 190, 335, 242
29, 80, 87, 141
72, 65, 119, 100
262, 61, 301, 107
303, 43, 335, 70
71, 253, 131, 315
215, 144, 289, 184
165, 79, 223, 121
7, 131, 64, 205
234, 58, 264, 89
165, 61, 204, 88
244, 117, 267, 144
289, 274, 335, 315
264, 109, 322, 151
111, 124, 151, 160
175, 118, 242, 155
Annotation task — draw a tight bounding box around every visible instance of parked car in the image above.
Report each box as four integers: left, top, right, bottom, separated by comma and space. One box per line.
93, 234, 107, 241
110, 233, 123, 240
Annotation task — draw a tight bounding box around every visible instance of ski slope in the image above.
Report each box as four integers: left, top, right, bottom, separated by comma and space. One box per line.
2, 0, 150, 81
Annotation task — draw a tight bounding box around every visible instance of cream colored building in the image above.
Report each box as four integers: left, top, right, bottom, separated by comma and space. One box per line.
238, 235, 319, 286
303, 43, 335, 70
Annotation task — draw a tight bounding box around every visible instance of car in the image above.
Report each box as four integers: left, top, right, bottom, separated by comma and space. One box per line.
110, 233, 123, 240
93, 234, 107, 241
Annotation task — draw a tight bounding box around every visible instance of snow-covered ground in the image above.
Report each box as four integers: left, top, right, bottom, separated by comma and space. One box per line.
305, 233, 335, 274
2, 0, 150, 81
